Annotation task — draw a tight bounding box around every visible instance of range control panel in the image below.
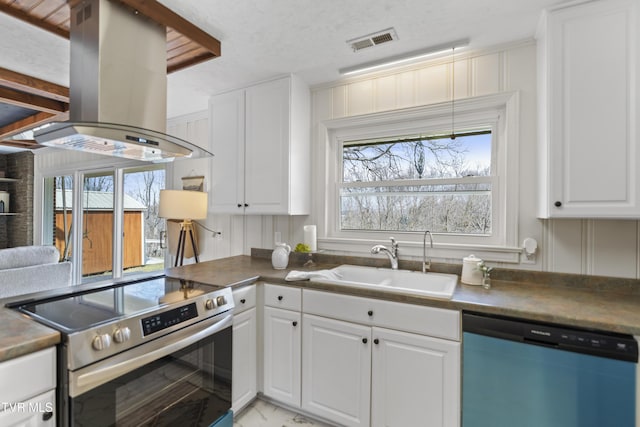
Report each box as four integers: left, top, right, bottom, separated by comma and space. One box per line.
142, 302, 198, 336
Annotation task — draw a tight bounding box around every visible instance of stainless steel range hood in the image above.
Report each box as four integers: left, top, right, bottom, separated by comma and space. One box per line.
34, 0, 212, 162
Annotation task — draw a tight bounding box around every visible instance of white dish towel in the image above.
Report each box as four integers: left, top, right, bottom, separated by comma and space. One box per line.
285, 269, 342, 281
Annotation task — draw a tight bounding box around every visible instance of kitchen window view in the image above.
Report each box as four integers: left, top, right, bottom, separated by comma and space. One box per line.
42, 165, 166, 283
340, 131, 493, 235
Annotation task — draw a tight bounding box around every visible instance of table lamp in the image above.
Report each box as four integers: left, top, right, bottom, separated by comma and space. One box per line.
159, 190, 208, 266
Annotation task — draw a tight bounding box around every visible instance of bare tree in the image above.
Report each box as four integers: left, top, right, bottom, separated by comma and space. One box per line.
341, 135, 491, 234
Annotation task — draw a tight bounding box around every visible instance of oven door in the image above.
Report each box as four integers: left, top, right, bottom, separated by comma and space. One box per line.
64, 314, 232, 427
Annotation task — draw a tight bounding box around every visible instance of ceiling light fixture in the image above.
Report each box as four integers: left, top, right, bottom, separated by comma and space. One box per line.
339, 38, 469, 76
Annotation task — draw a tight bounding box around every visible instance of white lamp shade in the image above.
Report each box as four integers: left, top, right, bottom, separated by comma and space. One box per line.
159, 190, 208, 220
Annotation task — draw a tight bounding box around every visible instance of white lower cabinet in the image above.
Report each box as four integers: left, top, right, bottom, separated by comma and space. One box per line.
0, 347, 56, 426
302, 314, 372, 426
262, 284, 302, 408
232, 285, 258, 413
302, 289, 460, 427
371, 327, 460, 427
0, 389, 55, 427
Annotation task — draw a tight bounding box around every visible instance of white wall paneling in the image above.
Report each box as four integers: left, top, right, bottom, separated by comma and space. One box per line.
34, 36, 640, 278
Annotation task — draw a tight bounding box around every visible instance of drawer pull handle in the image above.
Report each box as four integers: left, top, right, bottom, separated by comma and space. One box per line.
367, 310, 373, 316
278, 295, 283, 301
240, 298, 246, 304
362, 338, 368, 344
374, 338, 379, 345
292, 321, 298, 327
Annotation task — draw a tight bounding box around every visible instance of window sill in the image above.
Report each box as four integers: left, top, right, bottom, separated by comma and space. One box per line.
318, 237, 523, 264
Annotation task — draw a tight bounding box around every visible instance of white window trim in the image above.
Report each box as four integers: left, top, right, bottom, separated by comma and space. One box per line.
316, 92, 522, 263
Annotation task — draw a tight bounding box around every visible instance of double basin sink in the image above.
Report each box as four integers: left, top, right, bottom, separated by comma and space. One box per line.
308, 264, 458, 300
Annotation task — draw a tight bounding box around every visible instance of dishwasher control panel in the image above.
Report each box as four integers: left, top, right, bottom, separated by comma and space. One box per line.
463, 311, 638, 362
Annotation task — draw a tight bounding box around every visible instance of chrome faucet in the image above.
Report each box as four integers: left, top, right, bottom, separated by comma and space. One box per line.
423, 231, 433, 273
371, 237, 399, 270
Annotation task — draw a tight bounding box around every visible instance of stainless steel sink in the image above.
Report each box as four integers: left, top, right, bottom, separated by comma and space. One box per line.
310, 264, 458, 300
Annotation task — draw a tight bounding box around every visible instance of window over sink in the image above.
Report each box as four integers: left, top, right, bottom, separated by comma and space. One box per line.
320, 92, 520, 260
340, 131, 493, 235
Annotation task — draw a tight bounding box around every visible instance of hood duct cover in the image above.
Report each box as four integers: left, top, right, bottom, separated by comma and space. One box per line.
34, 0, 212, 162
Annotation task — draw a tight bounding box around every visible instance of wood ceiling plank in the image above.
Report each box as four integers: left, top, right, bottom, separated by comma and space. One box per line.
30, 0, 67, 22
113, 0, 221, 58
0, 67, 69, 102
0, 2, 69, 38
0, 87, 68, 114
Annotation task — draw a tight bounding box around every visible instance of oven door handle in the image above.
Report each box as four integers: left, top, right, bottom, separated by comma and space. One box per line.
70, 313, 233, 397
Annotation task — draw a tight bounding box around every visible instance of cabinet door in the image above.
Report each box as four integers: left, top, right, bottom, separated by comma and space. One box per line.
302, 314, 371, 427
244, 77, 290, 214
210, 89, 246, 213
539, 0, 640, 218
263, 306, 301, 407
0, 389, 55, 427
232, 307, 257, 413
371, 327, 460, 427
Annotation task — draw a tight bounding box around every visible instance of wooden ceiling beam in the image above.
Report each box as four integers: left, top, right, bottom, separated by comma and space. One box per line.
0, 111, 68, 139
0, 67, 69, 102
0, 139, 44, 150
0, 87, 68, 114
0, 3, 69, 39
113, 0, 221, 58
168, 52, 215, 74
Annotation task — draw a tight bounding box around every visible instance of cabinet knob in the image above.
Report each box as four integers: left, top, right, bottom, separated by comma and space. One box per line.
367, 310, 373, 317
244, 203, 249, 207
374, 338, 379, 345
362, 338, 368, 344
292, 321, 298, 327
42, 412, 54, 421
277, 295, 283, 301
237, 204, 242, 208
554, 201, 562, 207
240, 298, 246, 304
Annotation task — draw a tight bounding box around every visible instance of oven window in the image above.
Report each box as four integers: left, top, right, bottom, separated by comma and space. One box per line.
71, 327, 232, 426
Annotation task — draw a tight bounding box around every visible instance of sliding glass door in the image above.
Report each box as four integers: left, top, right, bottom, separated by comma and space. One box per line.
42, 165, 166, 284
122, 167, 166, 278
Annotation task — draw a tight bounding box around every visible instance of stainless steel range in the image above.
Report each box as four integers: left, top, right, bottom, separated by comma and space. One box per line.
13, 276, 234, 427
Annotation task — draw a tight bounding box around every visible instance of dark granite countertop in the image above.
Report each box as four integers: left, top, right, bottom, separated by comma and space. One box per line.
3, 251, 640, 364
0, 308, 60, 362
167, 254, 640, 336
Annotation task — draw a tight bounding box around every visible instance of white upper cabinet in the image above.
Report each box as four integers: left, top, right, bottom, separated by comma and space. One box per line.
209, 89, 245, 213
537, 0, 640, 218
209, 75, 311, 215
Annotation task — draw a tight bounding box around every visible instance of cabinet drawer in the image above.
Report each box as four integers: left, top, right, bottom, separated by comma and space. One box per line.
233, 285, 256, 313
0, 347, 56, 403
0, 389, 55, 425
303, 289, 460, 341
264, 284, 301, 311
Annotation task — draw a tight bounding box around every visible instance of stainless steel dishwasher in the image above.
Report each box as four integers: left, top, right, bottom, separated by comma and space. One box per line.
462, 311, 638, 427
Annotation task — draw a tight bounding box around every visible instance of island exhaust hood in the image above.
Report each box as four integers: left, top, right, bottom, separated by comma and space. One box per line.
34, 0, 213, 162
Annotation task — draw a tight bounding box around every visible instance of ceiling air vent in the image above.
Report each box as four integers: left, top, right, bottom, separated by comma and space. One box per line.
347, 28, 398, 52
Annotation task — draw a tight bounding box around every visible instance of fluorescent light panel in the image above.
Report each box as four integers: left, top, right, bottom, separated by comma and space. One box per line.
339, 38, 470, 76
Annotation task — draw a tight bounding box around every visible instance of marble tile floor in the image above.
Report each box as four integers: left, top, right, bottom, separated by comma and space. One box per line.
234, 399, 334, 427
